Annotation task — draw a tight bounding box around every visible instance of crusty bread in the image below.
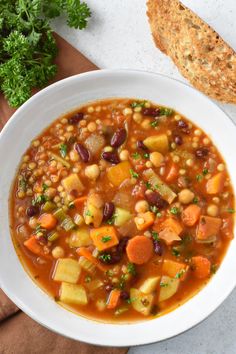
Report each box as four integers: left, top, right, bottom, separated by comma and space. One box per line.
147, 0, 236, 104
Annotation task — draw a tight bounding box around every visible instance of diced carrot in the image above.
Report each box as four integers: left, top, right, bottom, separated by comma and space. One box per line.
126, 236, 153, 265
165, 163, 179, 182
182, 204, 201, 226
191, 256, 211, 279
107, 289, 121, 309
107, 161, 132, 187
24, 236, 50, 259
159, 228, 181, 245
38, 213, 57, 230
206, 172, 225, 194
90, 226, 119, 251
196, 215, 222, 241
77, 247, 108, 272
162, 259, 188, 281
134, 211, 155, 231
73, 196, 87, 209
161, 218, 183, 235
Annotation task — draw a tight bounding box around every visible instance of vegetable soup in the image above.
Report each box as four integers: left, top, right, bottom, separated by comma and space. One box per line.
10, 98, 235, 322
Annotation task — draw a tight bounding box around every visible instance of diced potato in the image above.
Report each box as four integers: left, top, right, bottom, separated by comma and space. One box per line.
53, 258, 81, 284
62, 174, 84, 194
206, 172, 225, 194
143, 169, 177, 204
69, 227, 92, 248
159, 276, 180, 302
96, 299, 106, 311
162, 260, 188, 280
78, 256, 96, 275
84, 204, 103, 228
107, 161, 132, 187
130, 288, 154, 316
114, 207, 132, 227
59, 282, 88, 305
86, 279, 103, 292
196, 215, 222, 242
139, 277, 160, 294
143, 134, 169, 154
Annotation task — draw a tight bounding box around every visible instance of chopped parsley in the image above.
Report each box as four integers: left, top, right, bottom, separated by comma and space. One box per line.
145, 182, 152, 189
175, 269, 186, 279
159, 107, 174, 116
99, 253, 112, 263
150, 205, 159, 214
19, 177, 27, 192
132, 152, 141, 160
150, 120, 158, 127
227, 208, 235, 214
202, 168, 209, 175
196, 174, 203, 182
42, 183, 49, 192
85, 275, 92, 283
118, 274, 126, 290
127, 262, 136, 276
193, 197, 199, 204
59, 143, 67, 158
172, 247, 180, 257
35, 224, 44, 235
130, 101, 147, 108
101, 235, 112, 243
126, 297, 137, 304
170, 207, 180, 215
130, 169, 139, 179
85, 210, 92, 216
106, 214, 117, 225
32, 194, 48, 205
160, 282, 168, 288
106, 270, 114, 277
143, 153, 150, 159
152, 231, 159, 241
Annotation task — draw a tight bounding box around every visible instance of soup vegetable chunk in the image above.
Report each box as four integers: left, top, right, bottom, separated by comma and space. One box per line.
10, 98, 235, 322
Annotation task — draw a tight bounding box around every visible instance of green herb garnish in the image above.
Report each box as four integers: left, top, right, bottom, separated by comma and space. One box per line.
170, 207, 180, 215
126, 297, 137, 304
175, 269, 186, 279
130, 169, 139, 179
85, 275, 92, 283
172, 247, 180, 257
145, 181, 152, 189
227, 208, 235, 214
0, 1, 91, 107
101, 235, 112, 243
42, 183, 49, 192
159, 107, 174, 116
130, 101, 147, 108
118, 274, 126, 290
106, 214, 117, 225
160, 282, 168, 288
143, 153, 150, 159
59, 143, 67, 158
193, 197, 199, 204
196, 174, 203, 182
127, 262, 136, 276
150, 120, 158, 127
152, 231, 159, 241
99, 253, 111, 263
19, 177, 27, 192
32, 194, 48, 205
132, 152, 141, 160
202, 168, 209, 176
85, 210, 92, 216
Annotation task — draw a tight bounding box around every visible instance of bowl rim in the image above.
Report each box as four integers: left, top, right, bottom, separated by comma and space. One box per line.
0, 68, 235, 347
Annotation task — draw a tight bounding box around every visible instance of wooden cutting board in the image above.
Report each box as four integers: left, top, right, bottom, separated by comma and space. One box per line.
0, 33, 128, 354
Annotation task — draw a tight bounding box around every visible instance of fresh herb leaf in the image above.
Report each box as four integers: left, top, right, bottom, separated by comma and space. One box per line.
196, 174, 203, 182
150, 120, 158, 127
130, 101, 147, 108
227, 208, 235, 214
126, 297, 137, 304
150, 205, 159, 214
59, 143, 67, 158
202, 168, 209, 175
132, 152, 141, 160
101, 235, 112, 243
152, 231, 159, 241
106, 214, 117, 225
160, 282, 168, 288
172, 247, 180, 257
193, 197, 199, 204
85, 275, 91, 283
145, 181, 152, 189
99, 253, 111, 263
175, 269, 186, 279
19, 177, 27, 192
159, 107, 174, 116
170, 207, 180, 215
85, 210, 92, 216
143, 153, 150, 159
130, 169, 139, 179
42, 183, 49, 192
118, 274, 126, 290
127, 262, 136, 276
32, 194, 48, 205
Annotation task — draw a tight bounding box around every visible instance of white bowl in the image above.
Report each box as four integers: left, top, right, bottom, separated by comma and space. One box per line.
0, 70, 235, 346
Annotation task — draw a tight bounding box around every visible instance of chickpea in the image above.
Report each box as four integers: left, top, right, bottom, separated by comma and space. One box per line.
135, 200, 149, 213
87, 122, 97, 132
52, 246, 65, 259
29, 217, 38, 229
150, 152, 164, 167
217, 163, 225, 172
123, 108, 133, 116
141, 119, 151, 130
178, 189, 195, 204
119, 150, 129, 161
207, 204, 219, 217
45, 187, 57, 199
133, 112, 142, 123
69, 150, 79, 162
85, 164, 100, 180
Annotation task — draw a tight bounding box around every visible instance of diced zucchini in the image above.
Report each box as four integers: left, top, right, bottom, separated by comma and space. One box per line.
62, 173, 84, 193
114, 207, 132, 227
69, 227, 92, 248
78, 256, 96, 275
59, 282, 88, 305
143, 169, 177, 204
159, 276, 180, 302
96, 299, 106, 311
143, 134, 169, 154
86, 279, 103, 291
139, 276, 160, 294
130, 288, 154, 316
50, 152, 71, 169
43, 201, 56, 212
53, 258, 81, 284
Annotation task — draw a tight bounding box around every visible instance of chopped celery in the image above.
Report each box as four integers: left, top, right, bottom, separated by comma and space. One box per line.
53, 258, 81, 283
47, 231, 59, 242
50, 152, 71, 169
74, 213, 84, 226
59, 282, 88, 305
53, 208, 76, 231
53, 208, 67, 222
78, 256, 96, 275
43, 201, 56, 212
86, 279, 103, 291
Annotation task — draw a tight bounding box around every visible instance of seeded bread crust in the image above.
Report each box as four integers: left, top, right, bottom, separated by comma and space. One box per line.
147, 0, 236, 104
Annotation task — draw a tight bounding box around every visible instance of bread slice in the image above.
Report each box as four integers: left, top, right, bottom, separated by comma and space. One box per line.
147, 0, 236, 104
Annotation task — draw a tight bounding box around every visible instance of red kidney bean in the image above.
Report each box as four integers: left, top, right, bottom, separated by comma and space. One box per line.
68, 112, 84, 125
120, 291, 130, 300
117, 237, 129, 254
153, 240, 163, 255
145, 191, 168, 210
26, 205, 39, 217
142, 108, 160, 117
177, 120, 190, 134
174, 135, 183, 145
137, 140, 148, 150
75, 143, 90, 162
195, 147, 209, 159
101, 151, 120, 164
110, 128, 127, 148
103, 202, 115, 222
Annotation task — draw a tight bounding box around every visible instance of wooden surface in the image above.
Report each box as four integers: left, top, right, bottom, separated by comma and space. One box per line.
0, 33, 128, 354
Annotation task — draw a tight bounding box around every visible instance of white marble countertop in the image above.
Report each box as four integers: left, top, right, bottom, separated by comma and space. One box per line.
53, 1, 236, 353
